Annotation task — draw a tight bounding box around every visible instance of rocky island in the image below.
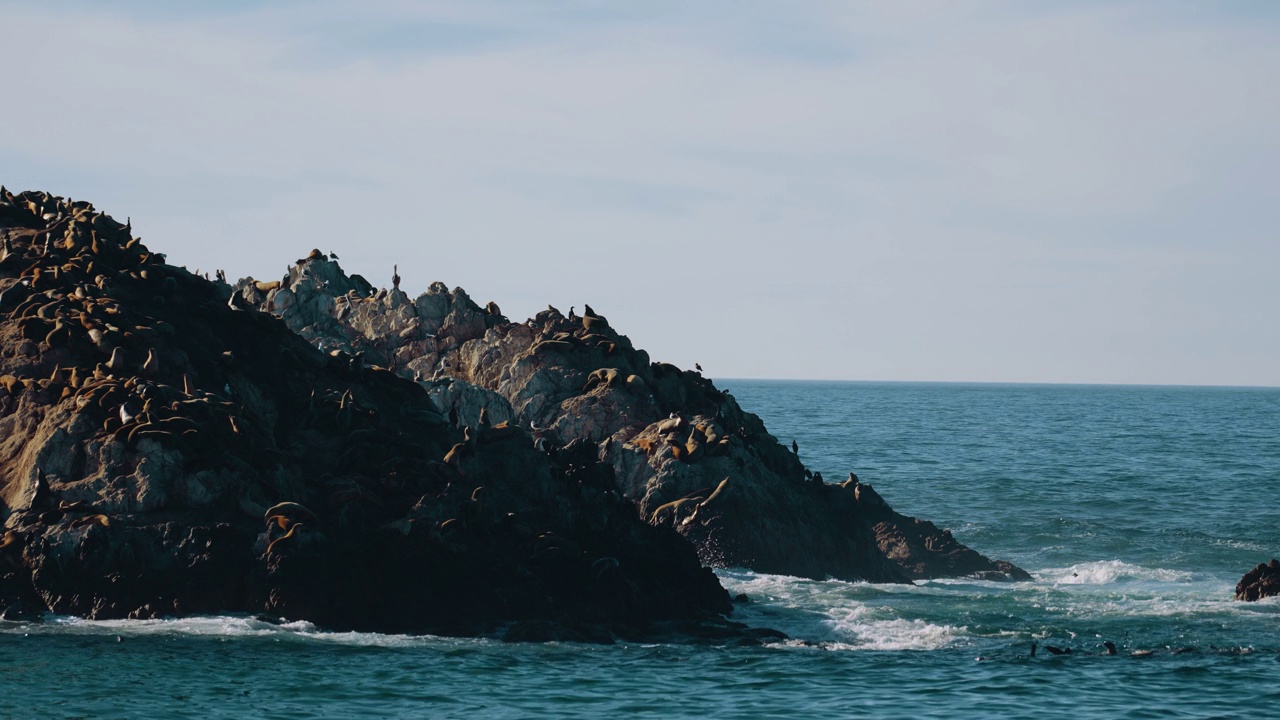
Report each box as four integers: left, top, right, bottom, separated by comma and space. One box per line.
1, 189, 1026, 642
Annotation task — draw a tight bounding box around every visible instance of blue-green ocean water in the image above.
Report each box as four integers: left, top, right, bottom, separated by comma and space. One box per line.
3, 381, 1278, 719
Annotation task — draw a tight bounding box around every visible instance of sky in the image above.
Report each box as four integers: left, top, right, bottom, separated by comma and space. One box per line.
2, 1, 1277, 386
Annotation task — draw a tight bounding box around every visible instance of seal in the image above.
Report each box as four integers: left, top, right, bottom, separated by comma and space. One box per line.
263, 501, 318, 526
106, 346, 126, 372
265, 523, 301, 556
68, 514, 111, 529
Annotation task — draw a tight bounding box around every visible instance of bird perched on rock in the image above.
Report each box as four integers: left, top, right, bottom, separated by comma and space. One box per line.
392, 264, 401, 290
792, 440, 799, 454
695, 363, 703, 373
329, 251, 339, 260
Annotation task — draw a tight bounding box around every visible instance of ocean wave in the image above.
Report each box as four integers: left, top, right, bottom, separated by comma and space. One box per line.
1041, 560, 1194, 585
716, 569, 964, 650
1207, 537, 1269, 552
1, 614, 478, 649
822, 607, 963, 651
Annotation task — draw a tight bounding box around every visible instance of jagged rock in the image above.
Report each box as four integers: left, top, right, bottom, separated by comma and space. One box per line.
228, 239, 1029, 583
1236, 559, 1280, 601
0, 190, 741, 641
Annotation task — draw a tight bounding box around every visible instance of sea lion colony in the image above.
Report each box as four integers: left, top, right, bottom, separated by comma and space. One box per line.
0, 189, 763, 642
231, 236, 1030, 583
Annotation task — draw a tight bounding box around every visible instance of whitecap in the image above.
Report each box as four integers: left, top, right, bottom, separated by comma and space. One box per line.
1041, 560, 1193, 585
3, 614, 485, 650
823, 606, 963, 651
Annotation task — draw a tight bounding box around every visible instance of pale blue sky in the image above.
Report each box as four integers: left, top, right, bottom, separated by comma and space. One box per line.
2, 1, 1276, 385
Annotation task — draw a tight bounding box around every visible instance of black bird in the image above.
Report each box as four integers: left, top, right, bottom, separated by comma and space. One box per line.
792, 440, 799, 454
695, 362, 703, 372
329, 251, 339, 260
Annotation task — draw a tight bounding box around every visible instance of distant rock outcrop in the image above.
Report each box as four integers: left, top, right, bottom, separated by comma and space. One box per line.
231, 247, 1030, 584
0, 189, 754, 643
1235, 559, 1280, 602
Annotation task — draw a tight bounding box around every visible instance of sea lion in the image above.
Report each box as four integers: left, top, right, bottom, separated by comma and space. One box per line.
649, 497, 698, 525
655, 416, 685, 435
68, 514, 111, 529
583, 368, 621, 391
443, 441, 473, 473
698, 477, 730, 509
265, 523, 301, 556
263, 501, 318, 526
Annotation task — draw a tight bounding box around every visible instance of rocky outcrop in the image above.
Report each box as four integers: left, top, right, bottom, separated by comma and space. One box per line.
0, 189, 761, 643
1235, 559, 1280, 602
232, 249, 1029, 583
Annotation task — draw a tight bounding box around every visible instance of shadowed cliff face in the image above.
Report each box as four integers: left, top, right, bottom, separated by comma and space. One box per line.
231, 248, 1029, 584
0, 189, 751, 642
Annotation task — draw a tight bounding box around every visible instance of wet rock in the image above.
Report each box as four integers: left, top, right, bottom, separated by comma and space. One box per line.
229, 238, 1028, 584
0, 190, 740, 641
1235, 559, 1280, 601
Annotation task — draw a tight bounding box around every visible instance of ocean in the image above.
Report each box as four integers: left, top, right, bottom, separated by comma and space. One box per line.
3, 381, 1277, 718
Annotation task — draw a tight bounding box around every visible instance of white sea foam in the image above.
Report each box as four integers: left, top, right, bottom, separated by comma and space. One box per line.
1209, 537, 1268, 552
716, 569, 964, 651
822, 606, 962, 651
2, 614, 482, 649
1041, 560, 1194, 585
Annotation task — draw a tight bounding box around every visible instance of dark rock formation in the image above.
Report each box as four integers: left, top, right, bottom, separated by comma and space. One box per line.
229, 245, 1029, 584
1235, 559, 1280, 602
0, 189, 749, 642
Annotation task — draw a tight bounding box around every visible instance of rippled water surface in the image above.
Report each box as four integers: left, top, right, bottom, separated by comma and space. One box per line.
3, 381, 1278, 718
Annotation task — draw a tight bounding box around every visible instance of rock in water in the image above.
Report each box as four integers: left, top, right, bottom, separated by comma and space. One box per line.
1236, 559, 1280, 601
0, 190, 739, 642
226, 230, 1029, 584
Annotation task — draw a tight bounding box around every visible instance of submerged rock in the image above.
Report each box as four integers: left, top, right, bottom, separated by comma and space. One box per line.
0, 190, 736, 641
230, 244, 1029, 584
1235, 559, 1280, 602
